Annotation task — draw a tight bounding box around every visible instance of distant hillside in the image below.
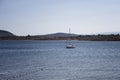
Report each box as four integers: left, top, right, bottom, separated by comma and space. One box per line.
0, 30, 15, 37
44, 32, 78, 37
0, 30, 120, 41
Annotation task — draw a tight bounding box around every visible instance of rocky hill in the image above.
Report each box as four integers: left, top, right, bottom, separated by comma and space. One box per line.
0, 30, 15, 37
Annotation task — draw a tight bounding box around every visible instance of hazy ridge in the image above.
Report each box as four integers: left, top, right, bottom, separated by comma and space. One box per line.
0, 30, 120, 41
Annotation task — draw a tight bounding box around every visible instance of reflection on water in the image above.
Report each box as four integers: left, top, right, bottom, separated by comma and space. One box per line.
0, 40, 120, 80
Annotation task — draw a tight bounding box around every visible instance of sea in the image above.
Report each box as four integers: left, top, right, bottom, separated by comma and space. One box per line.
0, 40, 120, 80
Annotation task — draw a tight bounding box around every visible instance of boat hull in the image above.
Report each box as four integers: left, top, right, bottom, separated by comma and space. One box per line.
66, 44, 75, 48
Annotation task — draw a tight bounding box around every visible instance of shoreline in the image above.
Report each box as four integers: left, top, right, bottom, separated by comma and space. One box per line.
0, 34, 120, 41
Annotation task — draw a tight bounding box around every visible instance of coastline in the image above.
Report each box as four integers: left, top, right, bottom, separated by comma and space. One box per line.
0, 34, 120, 41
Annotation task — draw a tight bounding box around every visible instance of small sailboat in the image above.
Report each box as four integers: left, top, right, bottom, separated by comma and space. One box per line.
66, 28, 75, 48
66, 43, 75, 48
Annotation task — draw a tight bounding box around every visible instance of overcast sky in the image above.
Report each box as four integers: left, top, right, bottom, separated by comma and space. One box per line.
0, 0, 120, 35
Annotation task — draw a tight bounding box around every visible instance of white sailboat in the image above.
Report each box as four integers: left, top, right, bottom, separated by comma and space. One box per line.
66, 28, 75, 48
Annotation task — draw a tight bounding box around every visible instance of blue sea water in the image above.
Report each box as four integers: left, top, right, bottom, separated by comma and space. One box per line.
0, 40, 120, 80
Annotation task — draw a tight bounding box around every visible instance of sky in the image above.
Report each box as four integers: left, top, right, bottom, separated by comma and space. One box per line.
0, 0, 120, 36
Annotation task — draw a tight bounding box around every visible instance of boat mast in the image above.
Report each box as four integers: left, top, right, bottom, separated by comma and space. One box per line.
69, 28, 71, 34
